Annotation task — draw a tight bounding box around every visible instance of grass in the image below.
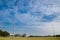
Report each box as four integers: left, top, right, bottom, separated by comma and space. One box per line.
0, 37, 60, 40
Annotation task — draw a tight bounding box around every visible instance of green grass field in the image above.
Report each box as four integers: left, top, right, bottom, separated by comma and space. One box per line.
0, 37, 60, 40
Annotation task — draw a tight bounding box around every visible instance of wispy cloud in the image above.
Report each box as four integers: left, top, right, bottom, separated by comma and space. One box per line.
0, 0, 60, 35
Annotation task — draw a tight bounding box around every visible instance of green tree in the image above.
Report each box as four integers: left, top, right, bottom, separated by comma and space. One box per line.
22, 33, 26, 37
0, 29, 10, 37
0, 30, 3, 36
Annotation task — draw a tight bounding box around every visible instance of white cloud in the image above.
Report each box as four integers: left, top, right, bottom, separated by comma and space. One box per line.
29, 0, 60, 15
14, 0, 60, 35
0, 0, 60, 35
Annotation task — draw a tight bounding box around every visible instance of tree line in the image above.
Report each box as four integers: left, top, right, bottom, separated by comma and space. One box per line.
0, 30, 10, 37
0, 29, 60, 37
0, 29, 26, 37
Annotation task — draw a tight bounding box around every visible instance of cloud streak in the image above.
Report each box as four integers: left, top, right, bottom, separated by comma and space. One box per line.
0, 0, 60, 35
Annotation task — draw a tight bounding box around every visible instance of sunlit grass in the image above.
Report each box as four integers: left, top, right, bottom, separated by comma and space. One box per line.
0, 37, 60, 40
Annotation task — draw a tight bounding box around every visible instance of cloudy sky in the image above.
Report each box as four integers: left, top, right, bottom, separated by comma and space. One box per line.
0, 0, 60, 36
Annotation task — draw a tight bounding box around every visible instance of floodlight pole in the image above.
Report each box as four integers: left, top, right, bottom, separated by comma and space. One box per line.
52, 23, 56, 37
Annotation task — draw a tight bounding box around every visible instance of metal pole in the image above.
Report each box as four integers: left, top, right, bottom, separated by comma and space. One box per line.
52, 23, 56, 37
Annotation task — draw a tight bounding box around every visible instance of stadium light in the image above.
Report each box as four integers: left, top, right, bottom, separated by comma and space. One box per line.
52, 23, 56, 37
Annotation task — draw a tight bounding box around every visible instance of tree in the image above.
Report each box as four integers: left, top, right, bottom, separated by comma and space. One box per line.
0, 30, 3, 36
53, 35, 60, 37
22, 33, 26, 37
14, 34, 21, 37
0, 29, 10, 37
3, 31, 10, 36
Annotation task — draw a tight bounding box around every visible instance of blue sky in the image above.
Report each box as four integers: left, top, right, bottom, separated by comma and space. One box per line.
0, 0, 60, 36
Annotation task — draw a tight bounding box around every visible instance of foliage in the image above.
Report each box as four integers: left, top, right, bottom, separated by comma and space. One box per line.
0, 29, 10, 37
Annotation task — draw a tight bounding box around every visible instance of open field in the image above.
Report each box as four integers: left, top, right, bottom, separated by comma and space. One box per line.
0, 37, 60, 40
